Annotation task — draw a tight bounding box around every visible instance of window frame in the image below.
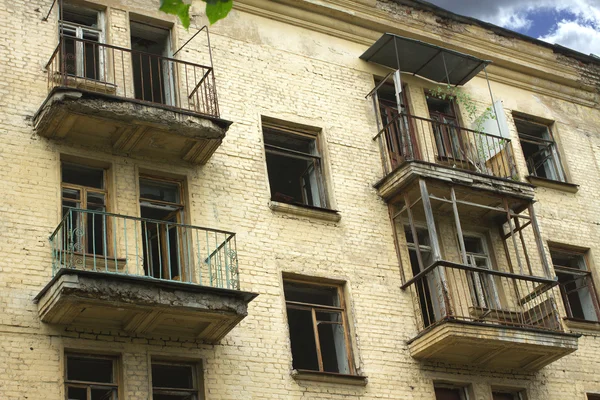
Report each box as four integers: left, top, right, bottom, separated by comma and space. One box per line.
433, 383, 470, 400
283, 277, 356, 375
262, 121, 330, 209
492, 390, 526, 400
151, 360, 201, 400
550, 246, 600, 322
514, 117, 567, 182
64, 353, 119, 400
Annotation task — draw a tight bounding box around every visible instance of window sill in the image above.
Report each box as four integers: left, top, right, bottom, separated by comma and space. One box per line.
564, 317, 600, 333
269, 201, 341, 222
291, 369, 368, 386
526, 175, 579, 193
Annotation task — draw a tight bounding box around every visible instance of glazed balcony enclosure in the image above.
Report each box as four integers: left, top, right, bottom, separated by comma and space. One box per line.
35, 209, 256, 343
35, 29, 231, 165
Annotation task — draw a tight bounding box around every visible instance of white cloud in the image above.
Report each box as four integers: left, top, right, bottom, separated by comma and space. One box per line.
539, 20, 600, 55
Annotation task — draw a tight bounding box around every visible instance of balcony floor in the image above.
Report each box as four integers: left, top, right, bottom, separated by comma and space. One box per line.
34, 88, 232, 165
408, 320, 578, 371
35, 269, 257, 343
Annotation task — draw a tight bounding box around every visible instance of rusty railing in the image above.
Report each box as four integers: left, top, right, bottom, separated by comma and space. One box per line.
374, 113, 517, 179
401, 261, 563, 334
46, 35, 219, 117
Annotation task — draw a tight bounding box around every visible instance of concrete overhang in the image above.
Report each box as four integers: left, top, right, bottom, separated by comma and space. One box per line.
33, 88, 233, 165
35, 269, 257, 343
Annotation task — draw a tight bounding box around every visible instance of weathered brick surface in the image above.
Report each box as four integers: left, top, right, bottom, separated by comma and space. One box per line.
0, 0, 600, 399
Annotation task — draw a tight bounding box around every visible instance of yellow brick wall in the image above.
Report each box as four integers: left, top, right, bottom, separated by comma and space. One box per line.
0, 0, 600, 399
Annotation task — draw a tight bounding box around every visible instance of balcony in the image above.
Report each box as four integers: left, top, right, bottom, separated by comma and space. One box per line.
373, 113, 525, 201
34, 35, 231, 164
402, 261, 578, 371
35, 209, 256, 343
395, 179, 578, 370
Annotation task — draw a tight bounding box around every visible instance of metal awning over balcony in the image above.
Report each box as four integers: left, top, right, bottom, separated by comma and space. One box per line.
35, 209, 257, 342
360, 33, 490, 85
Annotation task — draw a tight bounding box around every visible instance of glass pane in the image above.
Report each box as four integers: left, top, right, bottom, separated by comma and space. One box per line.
464, 236, 485, 255
318, 323, 349, 374
88, 192, 106, 207
63, 188, 81, 200
67, 356, 113, 383
152, 364, 194, 389
316, 311, 342, 323
263, 129, 315, 154
286, 308, 319, 371
62, 164, 105, 189
62, 4, 99, 27
284, 281, 339, 307
67, 386, 87, 400
91, 388, 117, 400
140, 179, 180, 203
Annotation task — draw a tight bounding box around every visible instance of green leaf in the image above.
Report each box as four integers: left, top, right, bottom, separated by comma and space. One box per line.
205, 0, 233, 24
159, 0, 191, 29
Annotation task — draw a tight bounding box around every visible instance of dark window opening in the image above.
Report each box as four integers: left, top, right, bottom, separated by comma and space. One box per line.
426, 95, 463, 160
65, 354, 118, 400
434, 386, 467, 400
140, 178, 186, 281
515, 118, 565, 182
283, 279, 353, 374
405, 226, 436, 327
130, 21, 174, 105
60, 4, 102, 80
61, 163, 107, 256
493, 391, 525, 400
263, 127, 327, 208
551, 248, 600, 322
152, 362, 199, 400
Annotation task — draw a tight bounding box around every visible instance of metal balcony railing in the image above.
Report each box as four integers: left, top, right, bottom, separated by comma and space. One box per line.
46, 35, 219, 117
50, 208, 239, 290
374, 113, 517, 179
401, 261, 563, 334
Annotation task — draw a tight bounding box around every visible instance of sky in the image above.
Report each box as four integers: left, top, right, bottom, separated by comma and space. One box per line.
425, 0, 600, 56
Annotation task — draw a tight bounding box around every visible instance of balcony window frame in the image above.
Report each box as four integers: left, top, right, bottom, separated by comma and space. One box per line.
550, 246, 600, 322
514, 117, 567, 183
151, 360, 202, 400
283, 276, 356, 376
64, 353, 120, 400
262, 119, 330, 210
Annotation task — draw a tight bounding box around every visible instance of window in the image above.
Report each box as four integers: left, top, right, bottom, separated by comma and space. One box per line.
65, 354, 118, 400
434, 385, 469, 400
152, 362, 200, 400
427, 95, 464, 160
514, 118, 566, 182
463, 234, 500, 309
139, 177, 187, 281
60, 3, 104, 80
551, 247, 600, 322
492, 390, 526, 400
61, 163, 107, 255
283, 278, 354, 374
263, 122, 328, 208
588, 394, 600, 400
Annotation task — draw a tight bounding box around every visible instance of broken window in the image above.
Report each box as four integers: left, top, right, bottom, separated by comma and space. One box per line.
551, 247, 600, 322
152, 362, 200, 400
283, 279, 353, 374
515, 118, 566, 182
130, 21, 175, 105
65, 354, 118, 400
60, 3, 104, 80
427, 95, 464, 160
434, 385, 469, 400
492, 391, 526, 400
61, 163, 107, 255
139, 177, 187, 281
263, 123, 328, 208
405, 226, 437, 327
462, 234, 500, 309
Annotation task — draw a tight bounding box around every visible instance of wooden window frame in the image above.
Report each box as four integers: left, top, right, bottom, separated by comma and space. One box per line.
64, 353, 119, 400
151, 360, 201, 400
283, 277, 356, 375
262, 121, 329, 209
550, 246, 600, 322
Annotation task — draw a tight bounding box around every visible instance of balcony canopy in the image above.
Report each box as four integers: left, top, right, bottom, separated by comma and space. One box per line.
360, 33, 490, 86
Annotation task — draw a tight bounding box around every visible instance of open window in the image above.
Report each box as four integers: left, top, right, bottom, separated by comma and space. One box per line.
151, 361, 201, 400
65, 353, 119, 400
551, 246, 600, 322
130, 20, 175, 106
263, 121, 328, 208
283, 277, 354, 375
514, 117, 566, 182
61, 162, 108, 256
60, 3, 104, 80
426, 94, 464, 161
139, 177, 188, 281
